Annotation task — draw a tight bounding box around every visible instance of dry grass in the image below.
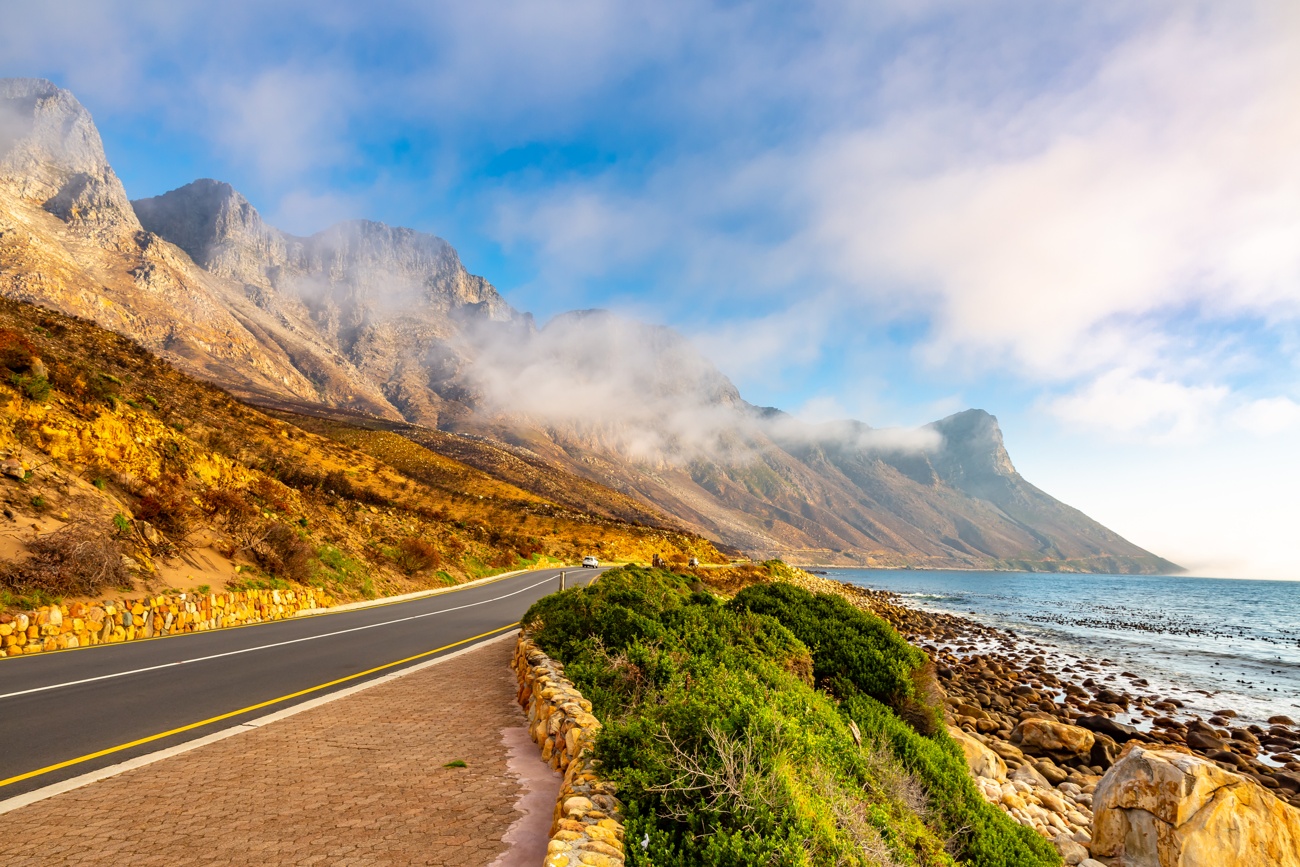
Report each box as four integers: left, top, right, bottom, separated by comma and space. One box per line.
1, 521, 129, 597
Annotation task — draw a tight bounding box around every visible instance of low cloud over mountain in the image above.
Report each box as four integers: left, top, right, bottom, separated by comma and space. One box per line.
0, 78, 1178, 572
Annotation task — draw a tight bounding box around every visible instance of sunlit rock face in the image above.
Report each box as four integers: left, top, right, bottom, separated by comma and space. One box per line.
0, 78, 398, 417
1092, 746, 1300, 867
0, 78, 139, 242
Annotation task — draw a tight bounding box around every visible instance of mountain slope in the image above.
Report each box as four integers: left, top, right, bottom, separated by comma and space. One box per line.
0, 77, 1179, 573
0, 297, 718, 614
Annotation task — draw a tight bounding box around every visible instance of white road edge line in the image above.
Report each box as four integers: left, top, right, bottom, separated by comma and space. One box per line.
0, 573, 558, 701
0, 629, 519, 817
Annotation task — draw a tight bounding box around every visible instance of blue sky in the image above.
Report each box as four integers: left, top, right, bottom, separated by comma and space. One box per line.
4, 1, 1299, 578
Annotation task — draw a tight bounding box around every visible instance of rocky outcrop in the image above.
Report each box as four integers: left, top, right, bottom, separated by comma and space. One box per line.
1014, 718, 1097, 761
0, 78, 138, 242
1092, 746, 1300, 867
0, 78, 401, 418
950, 725, 1008, 782
513, 634, 625, 867
134, 180, 525, 428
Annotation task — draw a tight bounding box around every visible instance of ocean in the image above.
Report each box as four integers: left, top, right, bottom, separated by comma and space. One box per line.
828, 568, 1300, 729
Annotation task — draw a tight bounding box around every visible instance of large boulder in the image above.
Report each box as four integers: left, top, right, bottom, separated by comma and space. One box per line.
1013, 718, 1095, 759
1092, 746, 1300, 866
948, 726, 1007, 782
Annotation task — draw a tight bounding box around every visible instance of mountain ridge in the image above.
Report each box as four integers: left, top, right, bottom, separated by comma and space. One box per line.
0, 77, 1180, 573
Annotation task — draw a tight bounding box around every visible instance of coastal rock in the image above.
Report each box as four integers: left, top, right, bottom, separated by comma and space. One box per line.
1053, 833, 1089, 865
1013, 718, 1095, 759
1092, 745, 1300, 866
1011, 763, 1052, 788
948, 727, 1007, 782
1077, 714, 1142, 743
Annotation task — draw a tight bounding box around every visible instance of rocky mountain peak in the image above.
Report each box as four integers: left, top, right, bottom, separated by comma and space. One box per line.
134, 179, 262, 256
926, 409, 1021, 502
0, 77, 138, 238
134, 181, 518, 324
133, 179, 284, 286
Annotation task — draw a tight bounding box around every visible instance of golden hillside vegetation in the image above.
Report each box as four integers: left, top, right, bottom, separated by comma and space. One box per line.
0, 299, 721, 613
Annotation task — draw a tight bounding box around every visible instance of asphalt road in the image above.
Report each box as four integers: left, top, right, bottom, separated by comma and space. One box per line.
0, 565, 603, 800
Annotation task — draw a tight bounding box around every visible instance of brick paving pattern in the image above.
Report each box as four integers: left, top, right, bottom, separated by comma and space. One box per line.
3, 636, 530, 865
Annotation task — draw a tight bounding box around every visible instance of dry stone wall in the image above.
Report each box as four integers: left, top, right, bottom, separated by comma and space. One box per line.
0, 586, 331, 657
513, 633, 626, 867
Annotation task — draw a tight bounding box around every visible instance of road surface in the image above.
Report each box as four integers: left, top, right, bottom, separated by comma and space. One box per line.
0, 565, 602, 800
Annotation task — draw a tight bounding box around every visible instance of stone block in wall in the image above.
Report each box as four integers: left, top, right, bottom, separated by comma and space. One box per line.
514, 632, 626, 866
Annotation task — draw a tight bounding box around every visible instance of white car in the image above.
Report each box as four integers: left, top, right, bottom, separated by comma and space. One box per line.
581, 556, 599, 568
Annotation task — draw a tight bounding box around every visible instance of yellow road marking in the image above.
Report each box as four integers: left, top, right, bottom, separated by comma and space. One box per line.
0, 622, 519, 789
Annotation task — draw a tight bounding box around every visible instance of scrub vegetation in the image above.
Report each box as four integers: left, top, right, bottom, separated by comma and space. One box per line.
0, 300, 720, 612
523, 565, 1060, 867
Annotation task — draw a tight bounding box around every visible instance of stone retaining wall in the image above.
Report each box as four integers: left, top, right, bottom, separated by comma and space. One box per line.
513, 633, 626, 867
0, 586, 332, 657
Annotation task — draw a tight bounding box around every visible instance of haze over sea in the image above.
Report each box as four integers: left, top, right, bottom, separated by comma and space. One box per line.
832, 568, 1300, 729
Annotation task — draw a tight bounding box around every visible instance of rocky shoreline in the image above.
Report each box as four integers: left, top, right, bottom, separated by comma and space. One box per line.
781, 569, 1300, 864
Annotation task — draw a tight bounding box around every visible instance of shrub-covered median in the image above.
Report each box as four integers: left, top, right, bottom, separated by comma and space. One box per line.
523, 565, 1059, 866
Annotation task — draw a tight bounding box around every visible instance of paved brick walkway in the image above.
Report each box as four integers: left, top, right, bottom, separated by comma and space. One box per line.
2, 636, 535, 865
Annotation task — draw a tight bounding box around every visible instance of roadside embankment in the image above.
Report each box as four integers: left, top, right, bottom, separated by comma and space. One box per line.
513, 633, 626, 867
0, 585, 330, 657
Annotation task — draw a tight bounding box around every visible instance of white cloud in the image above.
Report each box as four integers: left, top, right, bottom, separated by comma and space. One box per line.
1045, 369, 1300, 443
802, 2, 1300, 379
1231, 396, 1300, 436
1045, 370, 1228, 441
486, 2, 1300, 394
211, 67, 357, 183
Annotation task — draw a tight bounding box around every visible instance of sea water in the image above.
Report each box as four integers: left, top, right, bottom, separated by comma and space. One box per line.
829, 568, 1300, 728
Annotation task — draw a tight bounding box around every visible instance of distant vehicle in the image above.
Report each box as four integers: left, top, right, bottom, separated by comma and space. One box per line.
581, 556, 599, 568
688, 557, 699, 567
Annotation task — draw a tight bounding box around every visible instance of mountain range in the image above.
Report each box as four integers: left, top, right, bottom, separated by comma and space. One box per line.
0, 77, 1180, 573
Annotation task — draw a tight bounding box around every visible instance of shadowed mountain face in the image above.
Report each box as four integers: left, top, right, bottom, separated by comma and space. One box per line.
0, 78, 1179, 573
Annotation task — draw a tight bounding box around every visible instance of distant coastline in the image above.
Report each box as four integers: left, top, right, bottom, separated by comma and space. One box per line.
793, 567, 1300, 811
828, 567, 1300, 728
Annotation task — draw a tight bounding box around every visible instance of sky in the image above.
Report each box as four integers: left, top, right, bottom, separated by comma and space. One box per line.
2, 1, 1298, 579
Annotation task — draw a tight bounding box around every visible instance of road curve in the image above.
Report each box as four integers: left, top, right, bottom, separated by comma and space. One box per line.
0, 565, 603, 799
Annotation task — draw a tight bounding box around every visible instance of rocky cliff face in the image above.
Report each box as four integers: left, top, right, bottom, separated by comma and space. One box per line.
0, 78, 1179, 573
134, 180, 526, 426
0, 78, 403, 418
0, 78, 138, 243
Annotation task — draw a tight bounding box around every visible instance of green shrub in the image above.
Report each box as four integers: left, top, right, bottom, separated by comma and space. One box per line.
842, 692, 1060, 866
524, 566, 1059, 867
10, 372, 51, 402
729, 582, 924, 707
86, 372, 122, 405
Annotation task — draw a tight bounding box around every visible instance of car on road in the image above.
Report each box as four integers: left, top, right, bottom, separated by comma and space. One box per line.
581, 556, 599, 568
